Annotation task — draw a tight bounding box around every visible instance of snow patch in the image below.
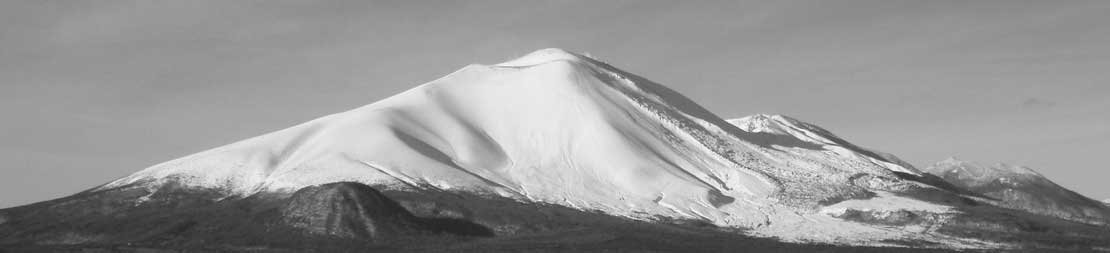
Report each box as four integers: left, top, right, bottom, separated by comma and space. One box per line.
820, 191, 955, 215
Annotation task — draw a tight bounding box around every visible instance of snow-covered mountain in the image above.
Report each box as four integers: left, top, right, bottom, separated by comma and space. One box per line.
924, 158, 1110, 225
3, 49, 1108, 251
95, 48, 963, 244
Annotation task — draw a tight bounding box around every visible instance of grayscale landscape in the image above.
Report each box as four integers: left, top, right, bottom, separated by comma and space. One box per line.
2, 1, 1108, 252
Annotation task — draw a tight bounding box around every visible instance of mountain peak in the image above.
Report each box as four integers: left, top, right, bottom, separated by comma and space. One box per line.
939, 156, 965, 163
495, 48, 589, 67
737, 113, 791, 121
933, 157, 971, 169
727, 114, 798, 134
927, 158, 1042, 177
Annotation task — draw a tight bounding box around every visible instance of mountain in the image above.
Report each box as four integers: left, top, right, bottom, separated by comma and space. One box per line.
2, 48, 1109, 251
924, 158, 1110, 225
92, 48, 951, 243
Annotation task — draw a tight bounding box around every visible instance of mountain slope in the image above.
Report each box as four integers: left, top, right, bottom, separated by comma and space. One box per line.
924, 158, 1110, 225
725, 114, 979, 197
726, 114, 918, 176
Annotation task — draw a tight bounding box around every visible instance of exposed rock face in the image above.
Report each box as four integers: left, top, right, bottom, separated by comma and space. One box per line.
829, 209, 946, 227
281, 182, 429, 240
925, 158, 1110, 225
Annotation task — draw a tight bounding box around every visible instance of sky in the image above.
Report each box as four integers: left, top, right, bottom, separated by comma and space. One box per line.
1, 1, 1108, 208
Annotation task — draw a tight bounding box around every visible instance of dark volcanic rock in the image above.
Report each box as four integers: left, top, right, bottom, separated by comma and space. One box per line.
279, 182, 492, 240
0, 180, 492, 250
832, 209, 941, 226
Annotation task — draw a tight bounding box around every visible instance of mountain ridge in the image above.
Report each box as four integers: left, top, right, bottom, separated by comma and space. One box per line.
924, 158, 1110, 225
726, 114, 919, 175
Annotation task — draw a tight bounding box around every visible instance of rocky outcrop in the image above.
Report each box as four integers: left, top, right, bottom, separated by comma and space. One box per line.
281, 182, 421, 239
280, 182, 492, 240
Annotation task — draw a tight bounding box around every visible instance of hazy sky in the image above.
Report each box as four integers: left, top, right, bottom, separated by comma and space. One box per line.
2, 1, 1109, 208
